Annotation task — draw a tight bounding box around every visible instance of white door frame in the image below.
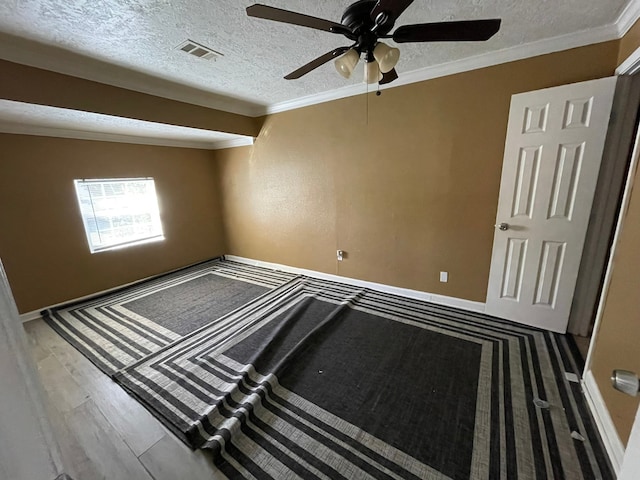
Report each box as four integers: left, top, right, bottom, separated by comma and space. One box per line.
582, 127, 638, 469
580, 45, 640, 475
583, 97, 640, 373
619, 403, 640, 480
584, 45, 640, 372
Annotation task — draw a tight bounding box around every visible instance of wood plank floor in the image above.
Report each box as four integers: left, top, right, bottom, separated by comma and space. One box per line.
24, 319, 226, 480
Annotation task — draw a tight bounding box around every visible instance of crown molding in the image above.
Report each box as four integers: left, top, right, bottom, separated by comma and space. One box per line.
264, 23, 619, 115
265, 83, 372, 115
0, 122, 253, 150
210, 137, 255, 150
616, 0, 640, 36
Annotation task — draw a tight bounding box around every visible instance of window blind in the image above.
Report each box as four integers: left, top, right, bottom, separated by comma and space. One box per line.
74, 178, 164, 253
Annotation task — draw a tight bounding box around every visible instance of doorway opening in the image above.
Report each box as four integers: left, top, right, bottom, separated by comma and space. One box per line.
569, 71, 640, 366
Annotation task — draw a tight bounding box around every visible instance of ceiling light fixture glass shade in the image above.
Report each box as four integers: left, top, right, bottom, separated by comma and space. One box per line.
365, 60, 383, 84
334, 48, 360, 79
373, 42, 400, 73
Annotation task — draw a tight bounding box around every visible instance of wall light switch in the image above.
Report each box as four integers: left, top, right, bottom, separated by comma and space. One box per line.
440, 271, 448, 283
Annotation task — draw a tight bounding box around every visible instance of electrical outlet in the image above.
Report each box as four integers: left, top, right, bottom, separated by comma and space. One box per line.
440, 271, 448, 283
337, 250, 344, 261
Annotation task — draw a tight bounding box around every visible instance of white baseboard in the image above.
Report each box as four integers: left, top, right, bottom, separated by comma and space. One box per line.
19, 310, 44, 323
224, 255, 486, 314
22, 254, 487, 321
582, 369, 625, 473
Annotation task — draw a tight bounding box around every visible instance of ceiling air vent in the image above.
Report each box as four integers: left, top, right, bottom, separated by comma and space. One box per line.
176, 40, 223, 61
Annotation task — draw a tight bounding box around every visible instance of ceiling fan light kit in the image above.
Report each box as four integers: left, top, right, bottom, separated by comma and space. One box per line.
365, 59, 383, 84
373, 42, 400, 73
335, 48, 360, 78
247, 0, 501, 85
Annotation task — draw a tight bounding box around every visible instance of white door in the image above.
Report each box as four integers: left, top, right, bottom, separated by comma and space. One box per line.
486, 77, 617, 332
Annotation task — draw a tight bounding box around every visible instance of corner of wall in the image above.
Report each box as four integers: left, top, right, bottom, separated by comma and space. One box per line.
208, 149, 229, 255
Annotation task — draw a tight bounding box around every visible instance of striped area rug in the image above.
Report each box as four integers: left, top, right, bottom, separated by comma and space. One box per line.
42, 259, 297, 375
114, 276, 612, 480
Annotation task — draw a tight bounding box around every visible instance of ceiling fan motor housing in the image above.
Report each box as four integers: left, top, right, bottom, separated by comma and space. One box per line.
246, 1, 501, 83
341, 0, 394, 57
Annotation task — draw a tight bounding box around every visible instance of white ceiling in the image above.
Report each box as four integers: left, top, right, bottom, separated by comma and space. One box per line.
0, 0, 635, 146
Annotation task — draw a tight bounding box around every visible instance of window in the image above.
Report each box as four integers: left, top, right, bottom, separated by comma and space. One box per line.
74, 178, 164, 253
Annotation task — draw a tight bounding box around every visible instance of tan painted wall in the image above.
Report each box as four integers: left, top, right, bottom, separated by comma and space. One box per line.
0, 134, 225, 313
217, 42, 618, 301
590, 158, 640, 445
0, 59, 262, 137
619, 19, 640, 66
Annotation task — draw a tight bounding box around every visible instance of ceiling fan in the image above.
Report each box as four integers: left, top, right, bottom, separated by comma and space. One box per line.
246, 0, 501, 85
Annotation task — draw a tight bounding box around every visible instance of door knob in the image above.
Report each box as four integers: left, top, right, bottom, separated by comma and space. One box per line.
495, 222, 510, 231
612, 370, 640, 397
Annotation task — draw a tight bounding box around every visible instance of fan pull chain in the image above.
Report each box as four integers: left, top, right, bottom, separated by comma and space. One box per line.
366, 80, 369, 126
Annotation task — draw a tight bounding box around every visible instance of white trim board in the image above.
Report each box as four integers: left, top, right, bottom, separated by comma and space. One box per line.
0, 122, 255, 151
212, 137, 255, 150
617, 0, 640, 37
582, 370, 625, 473
224, 255, 486, 314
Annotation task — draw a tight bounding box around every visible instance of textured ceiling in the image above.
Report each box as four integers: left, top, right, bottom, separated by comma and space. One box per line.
0, 0, 631, 110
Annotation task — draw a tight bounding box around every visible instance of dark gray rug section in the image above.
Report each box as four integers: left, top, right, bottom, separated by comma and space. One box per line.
224, 296, 482, 479
124, 274, 268, 336
114, 276, 614, 480
42, 259, 298, 375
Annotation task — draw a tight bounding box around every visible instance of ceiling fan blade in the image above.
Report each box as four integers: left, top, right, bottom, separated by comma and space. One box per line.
393, 19, 501, 43
247, 4, 345, 33
379, 68, 398, 85
371, 0, 414, 22
285, 47, 351, 80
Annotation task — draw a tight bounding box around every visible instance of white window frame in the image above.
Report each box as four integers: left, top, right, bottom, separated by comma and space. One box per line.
74, 177, 164, 253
